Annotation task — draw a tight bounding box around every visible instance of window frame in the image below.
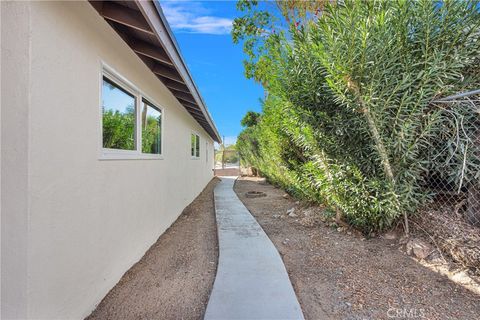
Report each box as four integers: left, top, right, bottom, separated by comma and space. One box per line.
141, 98, 163, 155
99, 63, 164, 160
191, 132, 200, 159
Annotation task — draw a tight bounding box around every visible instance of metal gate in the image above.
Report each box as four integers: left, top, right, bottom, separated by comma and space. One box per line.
214, 149, 240, 176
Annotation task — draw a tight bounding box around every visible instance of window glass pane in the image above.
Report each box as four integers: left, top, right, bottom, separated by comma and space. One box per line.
195, 135, 200, 157
102, 77, 136, 150
141, 100, 162, 154
191, 134, 195, 156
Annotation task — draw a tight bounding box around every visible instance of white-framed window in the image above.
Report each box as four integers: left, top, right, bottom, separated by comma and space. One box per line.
191, 133, 200, 158
141, 98, 162, 155
100, 64, 164, 160
101, 76, 137, 151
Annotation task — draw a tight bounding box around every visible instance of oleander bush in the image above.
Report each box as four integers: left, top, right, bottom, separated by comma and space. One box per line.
234, 0, 480, 233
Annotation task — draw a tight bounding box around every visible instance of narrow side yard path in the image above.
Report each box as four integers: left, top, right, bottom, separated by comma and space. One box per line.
86, 178, 219, 320
205, 177, 304, 320
235, 177, 480, 320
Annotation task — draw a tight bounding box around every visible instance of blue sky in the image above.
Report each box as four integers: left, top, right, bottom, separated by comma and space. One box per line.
161, 0, 264, 145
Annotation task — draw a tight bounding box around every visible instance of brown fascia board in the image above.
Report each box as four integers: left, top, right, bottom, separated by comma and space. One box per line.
181, 100, 201, 110
182, 104, 204, 115
130, 39, 173, 66
100, 2, 155, 35
173, 91, 197, 105
160, 78, 190, 93
136, 1, 221, 142
152, 64, 184, 83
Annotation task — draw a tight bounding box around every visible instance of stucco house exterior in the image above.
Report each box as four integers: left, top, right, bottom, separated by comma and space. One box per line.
1, 1, 221, 319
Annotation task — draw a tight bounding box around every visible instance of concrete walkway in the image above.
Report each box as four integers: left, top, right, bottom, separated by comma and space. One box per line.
204, 177, 304, 320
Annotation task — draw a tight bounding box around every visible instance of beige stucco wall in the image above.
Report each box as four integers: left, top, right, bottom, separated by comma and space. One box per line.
1, 1, 31, 319
1, 1, 216, 319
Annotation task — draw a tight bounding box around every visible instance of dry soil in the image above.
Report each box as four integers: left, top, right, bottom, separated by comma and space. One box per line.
234, 177, 480, 320
86, 178, 219, 320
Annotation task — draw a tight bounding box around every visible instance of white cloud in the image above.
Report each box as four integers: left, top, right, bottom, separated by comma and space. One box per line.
161, 1, 233, 35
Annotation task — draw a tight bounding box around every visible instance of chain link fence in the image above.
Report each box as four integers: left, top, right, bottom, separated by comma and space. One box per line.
415, 91, 480, 273
426, 90, 480, 228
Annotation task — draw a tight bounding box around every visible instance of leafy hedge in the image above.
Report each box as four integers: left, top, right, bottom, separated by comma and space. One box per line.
235, 0, 480, 233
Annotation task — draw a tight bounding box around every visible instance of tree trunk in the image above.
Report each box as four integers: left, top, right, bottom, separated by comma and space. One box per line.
363, 110, 395, 181
349, 82, 395, 182
352, 87, 408, 234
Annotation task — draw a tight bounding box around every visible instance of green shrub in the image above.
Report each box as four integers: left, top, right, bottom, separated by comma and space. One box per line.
234, 0, 480, 233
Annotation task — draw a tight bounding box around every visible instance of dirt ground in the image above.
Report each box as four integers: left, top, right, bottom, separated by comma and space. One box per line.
214, 167, 241, 176
86, 178, 219, 320
234, 177, 480, 320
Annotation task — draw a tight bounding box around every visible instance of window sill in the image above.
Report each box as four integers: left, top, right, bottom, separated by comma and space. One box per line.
100, 149, 164, 160
191, 157, 200, 160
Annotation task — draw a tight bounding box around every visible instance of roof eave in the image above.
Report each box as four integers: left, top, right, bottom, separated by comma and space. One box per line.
139, 1, 222, 143
89, 0, 222, 143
